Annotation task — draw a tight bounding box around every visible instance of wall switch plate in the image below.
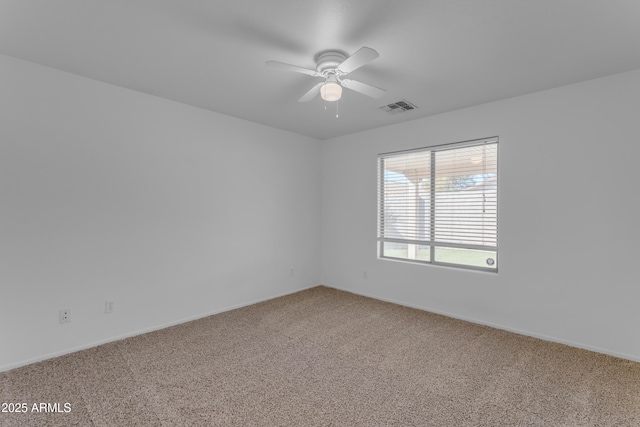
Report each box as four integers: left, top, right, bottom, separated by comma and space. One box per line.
105, 300, 115, 314
59, 309, 71, 324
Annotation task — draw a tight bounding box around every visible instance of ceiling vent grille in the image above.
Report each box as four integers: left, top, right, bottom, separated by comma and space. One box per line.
379, 99, 418, 114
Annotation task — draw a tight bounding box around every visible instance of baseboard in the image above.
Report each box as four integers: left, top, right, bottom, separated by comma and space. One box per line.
1, 284, 319, 373
6, 282, 637, 372
322, 284, 640, 364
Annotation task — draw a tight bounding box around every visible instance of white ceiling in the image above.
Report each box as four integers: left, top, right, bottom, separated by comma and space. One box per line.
1, 0, 640, 140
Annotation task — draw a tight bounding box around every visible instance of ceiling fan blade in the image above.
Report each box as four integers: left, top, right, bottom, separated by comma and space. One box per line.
299, 82, 324, 102
341, 79, 386, 99
265, 60, 320, 77
337, 47, 379, 74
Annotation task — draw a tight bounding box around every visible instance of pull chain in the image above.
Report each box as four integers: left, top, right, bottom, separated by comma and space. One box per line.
336, 100, 339, 119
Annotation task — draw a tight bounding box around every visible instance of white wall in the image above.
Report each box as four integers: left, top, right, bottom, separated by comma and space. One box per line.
321, 69, 640, 361
0, 54, 321, 371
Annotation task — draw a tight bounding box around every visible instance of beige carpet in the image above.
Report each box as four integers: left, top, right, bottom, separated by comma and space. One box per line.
2, 286, 639, 426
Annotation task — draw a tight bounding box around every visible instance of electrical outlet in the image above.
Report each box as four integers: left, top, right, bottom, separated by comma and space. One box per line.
59, 309, 71, 324
290, 268, 294, 277
363, 271, 368, 279
105, 300, 115, 314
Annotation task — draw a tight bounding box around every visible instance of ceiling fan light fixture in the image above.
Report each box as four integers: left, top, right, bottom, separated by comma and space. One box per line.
321, 82, 342, 102
320, 74, 342, 102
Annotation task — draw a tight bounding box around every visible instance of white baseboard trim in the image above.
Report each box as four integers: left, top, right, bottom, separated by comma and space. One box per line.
6, 283, 637, 372
1, 284, 318, 373
323, 284, 640, 364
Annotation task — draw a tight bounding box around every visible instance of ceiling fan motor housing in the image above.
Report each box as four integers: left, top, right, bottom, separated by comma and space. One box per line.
315, 51, 347, 74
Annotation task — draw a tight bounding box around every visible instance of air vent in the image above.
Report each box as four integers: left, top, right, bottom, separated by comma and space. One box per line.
379, 99, 418, 114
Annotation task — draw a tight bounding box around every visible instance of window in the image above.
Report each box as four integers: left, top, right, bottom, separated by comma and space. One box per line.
378, 137, 498, 272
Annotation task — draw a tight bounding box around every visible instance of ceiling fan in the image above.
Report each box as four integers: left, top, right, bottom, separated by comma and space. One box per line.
265, 47, 386, 102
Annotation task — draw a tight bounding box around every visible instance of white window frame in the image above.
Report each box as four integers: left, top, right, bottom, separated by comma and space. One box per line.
377, 137, 499, 272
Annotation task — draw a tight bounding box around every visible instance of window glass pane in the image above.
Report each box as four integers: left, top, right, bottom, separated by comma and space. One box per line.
381, 153, 431, 241
416, 245, 430, 262
383, 241, 408, 259
434, 144, 497, 247
434, 247, 497, 269
383, 242, 430, 262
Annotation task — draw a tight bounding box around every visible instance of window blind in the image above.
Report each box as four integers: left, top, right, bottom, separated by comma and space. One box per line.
378, 138, 498, 271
